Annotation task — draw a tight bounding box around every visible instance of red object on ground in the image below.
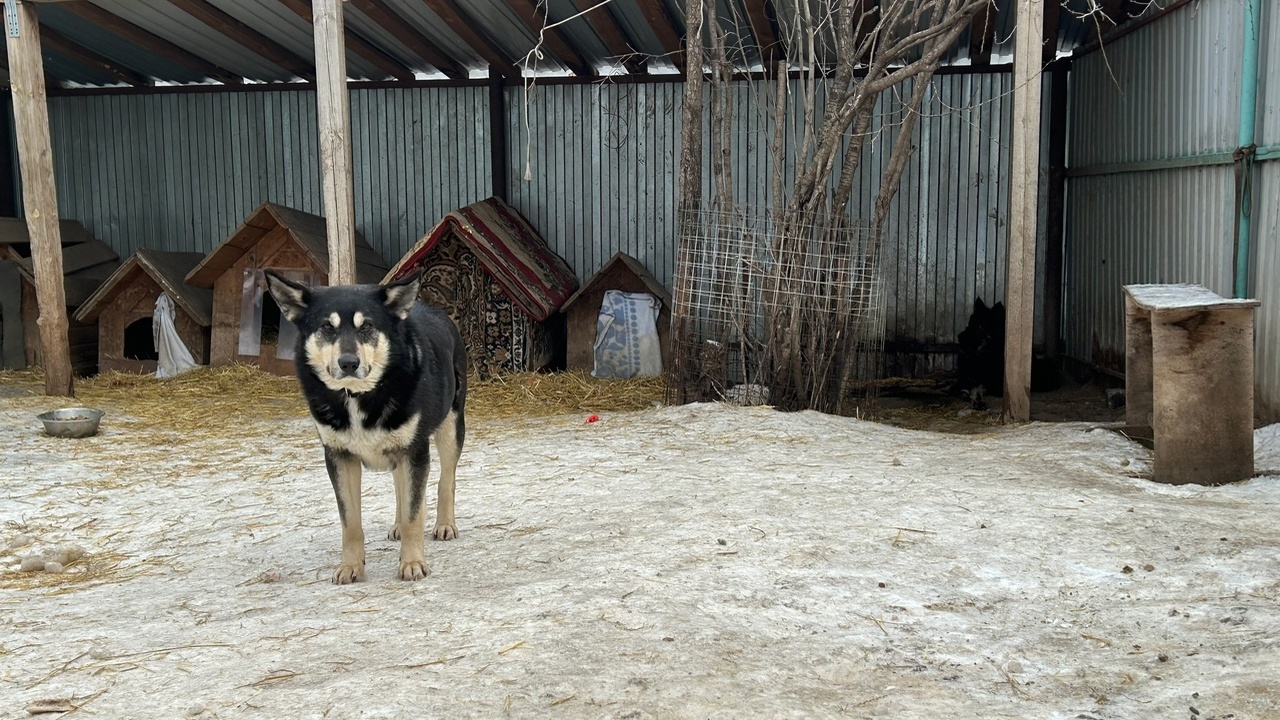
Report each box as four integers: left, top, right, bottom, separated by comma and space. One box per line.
586, 414, 600, 423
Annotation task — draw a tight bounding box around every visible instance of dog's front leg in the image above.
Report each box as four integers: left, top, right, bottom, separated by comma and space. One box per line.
392, 451, 430, 581
324, 447, 365, 584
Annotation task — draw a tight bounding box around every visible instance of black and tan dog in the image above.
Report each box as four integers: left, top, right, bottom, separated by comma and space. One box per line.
265, 270, 467, 584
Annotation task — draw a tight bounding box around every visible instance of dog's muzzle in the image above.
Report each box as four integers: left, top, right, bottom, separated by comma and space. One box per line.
337, 354, 361, 376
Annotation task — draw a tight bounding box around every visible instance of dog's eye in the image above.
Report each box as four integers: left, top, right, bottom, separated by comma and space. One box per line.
320, 321, 336, 334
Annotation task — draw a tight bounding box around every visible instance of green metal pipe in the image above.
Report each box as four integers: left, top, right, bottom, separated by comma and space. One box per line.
1234, 0, 1262, 298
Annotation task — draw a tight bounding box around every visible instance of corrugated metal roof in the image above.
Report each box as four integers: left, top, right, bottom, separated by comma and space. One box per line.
12, 0, 1127, 90
543, 0, 620, 71
202, 0, 392, 81
35, 3, 212, 85
377, 0, 490, 73
90, 0, 302, 83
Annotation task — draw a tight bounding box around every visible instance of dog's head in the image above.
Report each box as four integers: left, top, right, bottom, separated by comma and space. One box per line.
264, 270, 422, 394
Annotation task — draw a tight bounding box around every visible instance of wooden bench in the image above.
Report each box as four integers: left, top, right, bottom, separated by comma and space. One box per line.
1124, 284, 1260, 485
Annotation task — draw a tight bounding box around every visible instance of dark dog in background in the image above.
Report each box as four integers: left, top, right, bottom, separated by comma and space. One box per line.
953, 297, 1061, 410
953, 298, 1007, 409
265, 270, 467, 584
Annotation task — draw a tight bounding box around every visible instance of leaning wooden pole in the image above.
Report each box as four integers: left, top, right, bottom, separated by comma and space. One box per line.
1004, 0, 1044, 422
5, 0, 73, 396
312, 0, 357, 286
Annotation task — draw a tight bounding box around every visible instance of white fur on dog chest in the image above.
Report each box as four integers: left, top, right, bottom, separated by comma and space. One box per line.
316, 397, 420, 471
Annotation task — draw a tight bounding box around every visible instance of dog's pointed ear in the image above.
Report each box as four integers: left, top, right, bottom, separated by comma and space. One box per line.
382, 271, 422, 320
264, 270, 309, 324
973, 297, 988, 315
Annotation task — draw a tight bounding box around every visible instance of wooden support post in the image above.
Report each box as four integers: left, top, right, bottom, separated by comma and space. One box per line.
5, 0, 72, 396
312, 0, 357, 286
489, 73, 507, 200
1003, 0, 1044, 422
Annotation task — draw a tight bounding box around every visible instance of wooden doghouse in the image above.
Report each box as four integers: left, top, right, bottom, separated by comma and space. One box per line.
562, 252, 672, 374
73, 249, 212, 374
384, 197, 578, 379
184, 203, 389, 376
0, 218, 119, 374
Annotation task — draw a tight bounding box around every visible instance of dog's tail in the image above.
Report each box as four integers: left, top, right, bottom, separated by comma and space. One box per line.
450, 323, 468, 415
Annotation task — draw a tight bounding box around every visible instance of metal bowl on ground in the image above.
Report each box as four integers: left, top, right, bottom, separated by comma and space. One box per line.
37, 408, 105, 438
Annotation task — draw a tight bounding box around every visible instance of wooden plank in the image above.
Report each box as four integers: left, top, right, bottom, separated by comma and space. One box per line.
0, 259, 24, 368
312, 0, 357, 286
38, 24, 151, 86
0, 216, 90, 245
6, 0, 73, 395
420, 0, 519, 77
63, 1, 243, 84
1003, 0, 1043, 422
276, 0, 415, 81
633, 0, 684, 70
348, 0, 464, 79
60, 238, 118, 275
507, 0, 591, 76
168, 0, 315, 81
567, 0, 644, 73
741, 0, 778, 69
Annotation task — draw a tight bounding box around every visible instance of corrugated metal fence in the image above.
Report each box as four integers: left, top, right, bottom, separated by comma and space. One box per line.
1066, 0, 1279, 420
46, 87, 491, 266
35, 73, 1015, 359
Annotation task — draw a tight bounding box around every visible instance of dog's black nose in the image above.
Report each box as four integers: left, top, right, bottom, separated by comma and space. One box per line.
337, 354, 361, 374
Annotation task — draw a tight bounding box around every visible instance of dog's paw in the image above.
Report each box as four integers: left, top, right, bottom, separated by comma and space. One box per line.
386, 524, 400, 541
332, 563, 365, 585
399, 560, 430, 581
432, 522, 458, 541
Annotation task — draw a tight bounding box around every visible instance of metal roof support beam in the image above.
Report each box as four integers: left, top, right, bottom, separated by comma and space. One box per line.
489, 73, 506, 200
634, 0, 684, 70
349, 0, 464, 79
742, 0, 779, 70
568, 0, 644, 74
968, 0, 995, 66
277, 0, 415, 81
4, 0, 73, 396
168, 0, 316, 81
420, 0, 520, 77
1004, 0, 1044, 422
508, 0, 591, 76
1043, 66, 1068, 361
38, 24, 151, 86
312, 0, 357, 285
63, 1, 242, 84
1042, 0, 1060, 63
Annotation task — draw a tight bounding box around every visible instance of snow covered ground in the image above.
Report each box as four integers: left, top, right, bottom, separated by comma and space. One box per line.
2, 398, 1278, 719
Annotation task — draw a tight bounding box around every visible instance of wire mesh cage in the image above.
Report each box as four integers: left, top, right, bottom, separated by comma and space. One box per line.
668, 208, 887, 415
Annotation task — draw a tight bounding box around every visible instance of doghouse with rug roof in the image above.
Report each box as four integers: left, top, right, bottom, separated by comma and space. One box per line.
184, 202, 388, 376
384, 197, 579, 379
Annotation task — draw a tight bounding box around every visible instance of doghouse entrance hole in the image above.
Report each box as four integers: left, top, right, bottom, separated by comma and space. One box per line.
260, 292, 282, 346
124, 317, 159, 361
